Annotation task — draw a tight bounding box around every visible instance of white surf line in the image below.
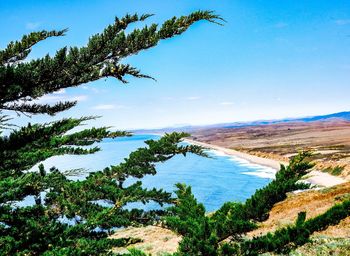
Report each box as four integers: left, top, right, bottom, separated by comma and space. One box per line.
185, 139, 278, 179
184, 139, 285, 170
184, 138, 349, 187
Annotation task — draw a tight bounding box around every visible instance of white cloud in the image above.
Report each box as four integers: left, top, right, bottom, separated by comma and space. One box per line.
26, 22, 41, 30
81, 86, 104, 93
220, 101, 234, 105
92, 104, 126, 110
35, 94, 88, 104
53, 89, 66, 95
185, 96, 201, 100
335, 19, 350, 26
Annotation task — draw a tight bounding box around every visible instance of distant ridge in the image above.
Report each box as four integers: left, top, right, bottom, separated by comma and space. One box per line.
134, 111, 350, 133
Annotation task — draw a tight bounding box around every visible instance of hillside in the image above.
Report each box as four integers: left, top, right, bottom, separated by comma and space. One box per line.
190, 119, 350, 178
111, 182, 350, 255
135, 111, 350, 134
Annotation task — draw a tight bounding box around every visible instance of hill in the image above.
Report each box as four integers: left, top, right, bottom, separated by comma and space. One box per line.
134, 111, 350, 134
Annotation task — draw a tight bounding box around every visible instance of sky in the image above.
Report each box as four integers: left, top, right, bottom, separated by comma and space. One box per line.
1, 0, 350, 130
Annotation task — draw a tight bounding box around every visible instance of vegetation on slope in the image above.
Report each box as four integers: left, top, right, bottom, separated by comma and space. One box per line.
164, 153, 350, 255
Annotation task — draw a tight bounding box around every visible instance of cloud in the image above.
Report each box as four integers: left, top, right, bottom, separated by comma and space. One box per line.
81, 85, 105, 93
92, 104, 126, 110
274, 22, 288, 28
26, 22, 41, 30
220, 101, 234, 106
335, 19, 350, 26
35, 93, 88, 104
185, 96, 201, 100
53, 89, 66, 95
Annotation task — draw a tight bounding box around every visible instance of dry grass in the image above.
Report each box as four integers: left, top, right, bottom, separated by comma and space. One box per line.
191, 120, 350, 178
110, 225, 180, 255
110, 183, 350, 255
248, 182, 350, 238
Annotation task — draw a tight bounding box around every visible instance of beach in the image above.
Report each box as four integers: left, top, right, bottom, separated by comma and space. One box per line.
184, 138, 287, 170
185, 138, 347, 188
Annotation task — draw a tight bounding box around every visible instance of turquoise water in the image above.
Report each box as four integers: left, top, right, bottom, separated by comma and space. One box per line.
38, 134, 276, 212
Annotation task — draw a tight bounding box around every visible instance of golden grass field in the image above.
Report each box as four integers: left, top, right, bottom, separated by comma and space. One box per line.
190, 119, 350, 178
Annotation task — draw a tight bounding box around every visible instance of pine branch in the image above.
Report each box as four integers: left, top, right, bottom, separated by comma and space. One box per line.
0, 11, 222, 115
0, 29, 67, 65
2, 101, 77, 116
0, 117, 129, 175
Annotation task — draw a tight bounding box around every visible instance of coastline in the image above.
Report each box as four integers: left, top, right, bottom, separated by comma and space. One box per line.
184, 138, 287, 170
184, 138, 347, 188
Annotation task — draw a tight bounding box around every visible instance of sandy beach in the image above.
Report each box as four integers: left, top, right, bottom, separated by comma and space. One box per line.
184, 138, 287, 170
184, 138, 347, 188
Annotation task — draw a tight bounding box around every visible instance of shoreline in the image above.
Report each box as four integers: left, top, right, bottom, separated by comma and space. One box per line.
184, 138, 286, 170
184, 138, 347, 188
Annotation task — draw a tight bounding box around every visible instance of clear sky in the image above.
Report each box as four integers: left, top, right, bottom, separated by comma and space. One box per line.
1, 0, 350, 129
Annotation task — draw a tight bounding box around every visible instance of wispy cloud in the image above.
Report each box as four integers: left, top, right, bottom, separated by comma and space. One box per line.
53, 89, 66, 95
220, 101, 234, 106
274, 22, 288, 28
92, 104, 126, 110
335, 19, 350, 26
81, 86, 105, 93
26, 22, 41, 30
185, 96, 201, 101
35, 93, 88, 104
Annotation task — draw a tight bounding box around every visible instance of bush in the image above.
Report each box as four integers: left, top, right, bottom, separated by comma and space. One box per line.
166, 152, 315, 255
230, 200, 350, 255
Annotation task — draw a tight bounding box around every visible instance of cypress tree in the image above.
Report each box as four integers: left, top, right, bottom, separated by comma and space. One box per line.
0, 11, 222, 255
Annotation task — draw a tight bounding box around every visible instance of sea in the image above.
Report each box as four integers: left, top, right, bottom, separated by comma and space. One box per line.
36, 134, 276, 212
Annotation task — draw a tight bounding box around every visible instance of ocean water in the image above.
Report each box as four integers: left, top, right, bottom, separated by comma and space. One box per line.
36, 134, 276, 212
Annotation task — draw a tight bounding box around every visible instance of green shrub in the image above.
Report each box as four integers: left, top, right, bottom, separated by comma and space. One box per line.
229, 200, 350, 255
166, 152, 315, 255
322, 166, 344, 176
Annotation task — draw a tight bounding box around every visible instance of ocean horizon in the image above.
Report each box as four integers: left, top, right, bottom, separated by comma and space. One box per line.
35, 134, 276, 212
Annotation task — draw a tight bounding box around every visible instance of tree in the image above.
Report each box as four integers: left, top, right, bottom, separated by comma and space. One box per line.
0, 11, 223, 255
166, 153, 350, 255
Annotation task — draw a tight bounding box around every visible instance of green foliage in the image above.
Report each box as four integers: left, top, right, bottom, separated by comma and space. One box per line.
166, 184, 218, 255
166, 151, 349, 256
0, 11, 223, 116
125, 248, 149, 256
212, 152, 313, 241
166, 152, 317, 255
242, 152, 313, 221
0, 132, 206, 255
230, 200, 350, 255
322, 165, 344, 176
0, 10, 221, 255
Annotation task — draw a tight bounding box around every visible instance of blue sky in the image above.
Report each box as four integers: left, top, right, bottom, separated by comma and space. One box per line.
1, 0, 350, 129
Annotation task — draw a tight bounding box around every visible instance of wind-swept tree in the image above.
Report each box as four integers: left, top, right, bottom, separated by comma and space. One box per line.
0, 11, 222, 255
166, 152, 350, 255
